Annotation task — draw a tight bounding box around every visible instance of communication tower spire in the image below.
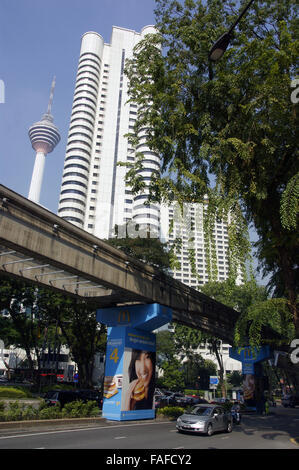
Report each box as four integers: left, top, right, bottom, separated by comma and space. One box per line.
28, 77, 60, 204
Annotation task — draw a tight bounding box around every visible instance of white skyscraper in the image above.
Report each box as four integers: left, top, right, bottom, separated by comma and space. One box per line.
58, 26, 160, 239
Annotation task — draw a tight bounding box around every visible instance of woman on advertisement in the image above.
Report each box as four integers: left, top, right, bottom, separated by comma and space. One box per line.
123, 349, 156, 411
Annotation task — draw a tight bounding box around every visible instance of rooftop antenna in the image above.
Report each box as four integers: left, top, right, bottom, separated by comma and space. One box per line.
47, 76, 56, 115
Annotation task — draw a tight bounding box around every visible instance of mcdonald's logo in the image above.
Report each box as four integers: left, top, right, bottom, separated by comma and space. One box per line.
117, 310, 131, 323
243, 348, 252, 359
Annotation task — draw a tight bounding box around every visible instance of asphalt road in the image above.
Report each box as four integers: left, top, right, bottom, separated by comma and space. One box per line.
0, 405, 298, 450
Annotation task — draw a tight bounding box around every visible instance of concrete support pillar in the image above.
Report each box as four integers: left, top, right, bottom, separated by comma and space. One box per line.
28, 151, 46, 203
97, 303, 172, 421
229, 345, 272, 411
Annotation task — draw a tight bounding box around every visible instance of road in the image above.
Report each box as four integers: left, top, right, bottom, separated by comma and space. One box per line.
0, 405, 298, 450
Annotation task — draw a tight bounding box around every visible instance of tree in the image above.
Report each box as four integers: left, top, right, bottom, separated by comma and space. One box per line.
0, 278, 43, 380
158, 359, 185, 390
156, 329, 176, 367
227, 370, 243, 388
38, 291, 107, 388
172, 323, 219, 390
124, 0, 299, 335
0, 277, 107, 388
172, 323, 202, 362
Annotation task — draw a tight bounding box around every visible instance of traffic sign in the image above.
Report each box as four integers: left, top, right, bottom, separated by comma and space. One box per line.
209, 376, 219, 391
210, 376, 219, 385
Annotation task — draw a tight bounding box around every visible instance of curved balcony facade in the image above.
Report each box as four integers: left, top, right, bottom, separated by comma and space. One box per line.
58, 32, 104, 228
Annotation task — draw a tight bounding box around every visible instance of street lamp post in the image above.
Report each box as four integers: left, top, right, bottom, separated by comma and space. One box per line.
208, 0, 256, 62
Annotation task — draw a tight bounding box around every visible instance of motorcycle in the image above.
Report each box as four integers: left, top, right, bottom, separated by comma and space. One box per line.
231, 406, 241, 424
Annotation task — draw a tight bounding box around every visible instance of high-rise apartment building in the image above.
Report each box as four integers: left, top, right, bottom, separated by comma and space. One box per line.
160, 201, 243, 375
58, 26, 160, 239
160, 201, 243, 288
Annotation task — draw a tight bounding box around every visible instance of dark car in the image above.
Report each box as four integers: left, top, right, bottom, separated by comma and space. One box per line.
160, 391, 177, 405
281, 394, 299, 408
172, 393, 188, 406
154, 395, 165, 409
186, 395, 209, 406
44, 389, 102, 408
176, 404, 233, 436
44, 390, 79, 408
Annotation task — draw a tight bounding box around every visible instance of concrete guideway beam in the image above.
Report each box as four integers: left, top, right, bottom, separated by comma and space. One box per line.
0, 184, 239, 343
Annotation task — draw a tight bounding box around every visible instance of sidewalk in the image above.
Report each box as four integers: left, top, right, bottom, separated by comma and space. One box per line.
0, 416, 106, 431
0, 412, 169, 431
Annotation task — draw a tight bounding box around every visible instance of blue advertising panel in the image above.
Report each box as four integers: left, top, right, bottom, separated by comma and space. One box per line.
102, 327, 156, 421
99, 304, 171, 421
96, 303, 172, 331
229, 345, 271, 364
229, 345, 271, 376
102, 327, 126, 420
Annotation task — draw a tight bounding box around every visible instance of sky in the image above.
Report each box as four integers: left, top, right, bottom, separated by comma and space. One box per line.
0, 0, 156, 213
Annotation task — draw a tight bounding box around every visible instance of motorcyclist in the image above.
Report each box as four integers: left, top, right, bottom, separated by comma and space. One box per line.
231, 400, 241, 424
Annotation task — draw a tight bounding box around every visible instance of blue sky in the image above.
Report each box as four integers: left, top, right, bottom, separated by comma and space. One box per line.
0, 0, 156, 213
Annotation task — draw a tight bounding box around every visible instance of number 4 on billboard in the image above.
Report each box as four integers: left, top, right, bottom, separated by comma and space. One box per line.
110, 348, 119, 364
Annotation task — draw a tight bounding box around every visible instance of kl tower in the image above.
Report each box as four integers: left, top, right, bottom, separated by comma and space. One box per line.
28, 77, 60, 203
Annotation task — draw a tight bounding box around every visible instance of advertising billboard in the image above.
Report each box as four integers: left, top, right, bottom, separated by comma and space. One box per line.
102, 327, 156, 421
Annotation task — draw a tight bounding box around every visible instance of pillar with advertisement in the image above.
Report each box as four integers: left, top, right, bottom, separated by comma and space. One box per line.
229, 345, 272, 410
96, 303, 172, 421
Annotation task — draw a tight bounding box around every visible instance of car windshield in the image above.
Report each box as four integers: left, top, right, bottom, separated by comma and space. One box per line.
46, 391, 58, 399
190, 406, 212, 416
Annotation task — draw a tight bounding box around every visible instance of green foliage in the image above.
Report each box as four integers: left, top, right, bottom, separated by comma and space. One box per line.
38, 404, 61, 420
61, 400, 99, 419
0, 387, 30, 399
159, 359, 185, 390
156, 406, 185, 419
0, 399, 100, 422
234, 297, 295, 348
21, 404, 39, 421
280, 172, 299, 231
156, 330, 176, 367
227, 371, 243, 388
173, 323, 202, 361
184, 389, 206, 396
4, 401, 24, 422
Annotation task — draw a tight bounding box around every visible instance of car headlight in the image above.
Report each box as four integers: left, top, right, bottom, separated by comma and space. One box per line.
192, 422, 205, 428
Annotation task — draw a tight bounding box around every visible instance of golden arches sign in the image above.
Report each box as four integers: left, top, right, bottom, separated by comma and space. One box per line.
117, 310, 131, 323
243, 348, 252, 359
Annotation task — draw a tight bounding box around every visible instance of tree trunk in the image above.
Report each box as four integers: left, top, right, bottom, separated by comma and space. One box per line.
211, 340, 226, 398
